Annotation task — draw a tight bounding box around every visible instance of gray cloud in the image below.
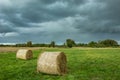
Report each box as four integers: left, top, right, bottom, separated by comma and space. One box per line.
0, 0, 120, 43
74, 0, 120, 34
0, 19, 15, 33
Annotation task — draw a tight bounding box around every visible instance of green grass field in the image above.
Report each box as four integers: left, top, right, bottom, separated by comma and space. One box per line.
0, 48, 120, 80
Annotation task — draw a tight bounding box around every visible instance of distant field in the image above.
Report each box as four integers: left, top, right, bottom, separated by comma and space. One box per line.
0, 47, 120, 80
0, 47, 41, 53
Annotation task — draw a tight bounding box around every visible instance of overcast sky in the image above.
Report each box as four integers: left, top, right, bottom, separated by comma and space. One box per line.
0, 0, 120, 44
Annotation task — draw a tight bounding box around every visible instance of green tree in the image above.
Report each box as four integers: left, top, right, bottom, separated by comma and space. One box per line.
66, 39, 76, 48
27, 41, 32, 47
63, 43, 66, 47
98, 39, 118, 47
88, 41, 97, 47
50, 41, 55, 48
76, 43, 87, 47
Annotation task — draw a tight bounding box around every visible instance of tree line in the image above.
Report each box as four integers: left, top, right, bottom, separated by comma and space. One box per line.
0, 39, 119, 48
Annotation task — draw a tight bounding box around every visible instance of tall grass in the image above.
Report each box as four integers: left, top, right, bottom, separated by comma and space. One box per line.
0, 48, 120, 80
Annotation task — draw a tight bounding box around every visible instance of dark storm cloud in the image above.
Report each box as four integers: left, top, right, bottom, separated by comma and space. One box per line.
0, 0, 87, 27
20, 0, 87, 23
74, 0, 120, 34
0, 26, 14, 33
0, 6, 31, 27
0, 19, 15, 33
1, 0, 85, 26
0, 0, 120, 43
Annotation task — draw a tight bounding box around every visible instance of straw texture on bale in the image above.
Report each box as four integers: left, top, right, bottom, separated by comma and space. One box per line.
16, 49, 33, 60
37, 52, 67, 75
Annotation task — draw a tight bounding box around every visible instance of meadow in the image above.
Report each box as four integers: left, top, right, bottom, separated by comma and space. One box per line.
0, 47, 120, 80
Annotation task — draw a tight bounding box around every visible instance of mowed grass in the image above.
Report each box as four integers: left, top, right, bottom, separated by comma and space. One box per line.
0, 48, 120, 80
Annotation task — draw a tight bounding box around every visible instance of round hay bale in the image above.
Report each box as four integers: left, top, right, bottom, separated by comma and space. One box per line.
37, 52, 67, 75
16, 49, 33, 60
